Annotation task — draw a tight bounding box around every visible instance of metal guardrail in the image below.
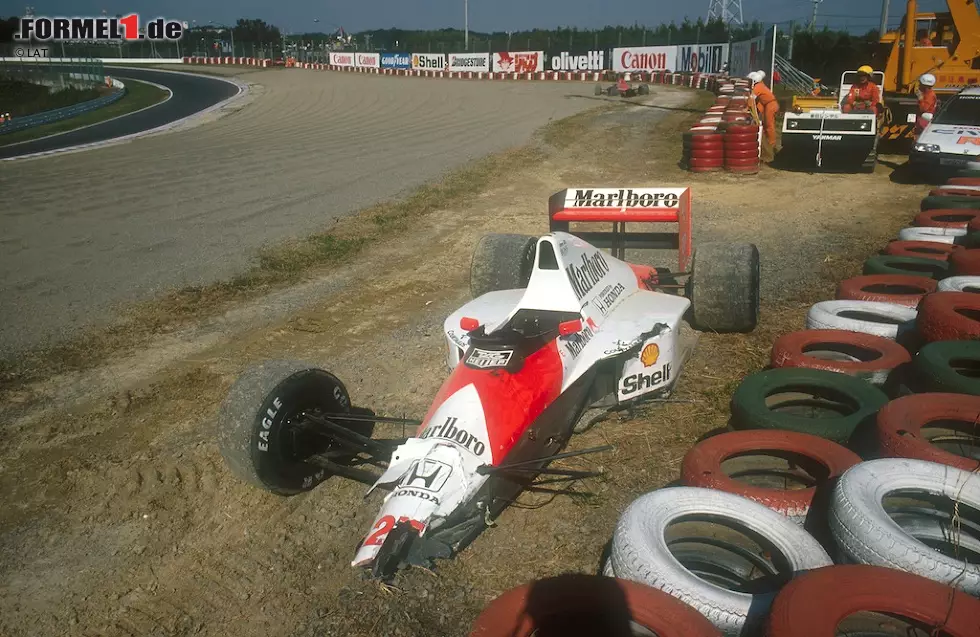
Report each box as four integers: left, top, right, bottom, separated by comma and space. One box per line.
774, 53, 823, 97
0, 82, 126, 135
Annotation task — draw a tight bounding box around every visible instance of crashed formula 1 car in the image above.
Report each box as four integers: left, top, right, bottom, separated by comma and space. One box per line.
217, 187, 760, 580
594, 74, 651, 98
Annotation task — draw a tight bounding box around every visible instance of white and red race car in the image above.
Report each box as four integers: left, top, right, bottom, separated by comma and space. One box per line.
217, 187, 760, 580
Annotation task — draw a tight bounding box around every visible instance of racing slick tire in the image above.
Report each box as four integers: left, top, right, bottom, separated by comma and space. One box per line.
468, 574, 722, 637
638, 83, 650, 95
730, 368, 889, 444
470, 233, 537, 298
594, 84, 603, 96
913, 209, 980, 229
217, 360, 355, 496
862, 254, 950, 280
875, 393, 980, 470
769, 329, 911, 385
921, 195, 980, 211
897, 226, 965, 244
606, 85, 619, 97
680, 430, 861, 521
608, 487, 832, 635
765, 565, 980, 637
688, 242, 760, 333
883, 240, 959, 261
805, 300, 917, 341
916, 291, 980, 342
835, 274, 936, 308
912, 340, 980, 396
938, 275, 980, 292
829, 458, 980, 595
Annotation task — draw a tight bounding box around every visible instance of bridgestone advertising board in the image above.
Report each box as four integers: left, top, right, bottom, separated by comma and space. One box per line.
447, 52, 490, 73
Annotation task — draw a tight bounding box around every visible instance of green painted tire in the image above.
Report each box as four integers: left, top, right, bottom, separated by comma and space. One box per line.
730, 368, 889, 444
913, 340, 980, 395
863, 255, 950, 280
921, 195, 980, 212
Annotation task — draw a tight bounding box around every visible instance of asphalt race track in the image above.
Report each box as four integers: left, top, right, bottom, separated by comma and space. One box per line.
0, 67, 241, 160
0, 69, 597, 355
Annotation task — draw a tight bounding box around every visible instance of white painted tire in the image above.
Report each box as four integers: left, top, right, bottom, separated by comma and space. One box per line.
898, 226, 966, 244
937, 275, 980, 293
609, 487, 832, 636
830, 458, 980, 596
805, 300, 917, 340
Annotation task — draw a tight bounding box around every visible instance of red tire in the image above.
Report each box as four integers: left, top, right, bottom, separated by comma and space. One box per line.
725, 123, 760, 135
683, 132, 722, 143
725, 149, 760, 160
835, 274, 936, 308
726, 164, 760, 174
931, 187, 980, 198
690, 165, 724, 172
970, 216, 980, 233
469, 574, 722, 637
876, 393, 980, 471
765, 565, 980, 637
917, 291, 980, 342
724, 141, 760, 152
725, 157, 760, 167
950, 249, 980, 275
883, 240, 960, 261
914, 209, 980, 229
689, 149, 725, 160
770, 329, 911, 381
685, 141, 724, 151
689, 157, 724, 168
948, 177, 980, 187
724, 133, 759, 144
680, 430, 861, 518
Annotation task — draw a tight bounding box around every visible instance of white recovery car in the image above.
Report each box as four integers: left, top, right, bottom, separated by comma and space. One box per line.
910, 86, 980, 175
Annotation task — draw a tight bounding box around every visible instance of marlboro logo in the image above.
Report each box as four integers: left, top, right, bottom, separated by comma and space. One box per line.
569, 188, 680, 211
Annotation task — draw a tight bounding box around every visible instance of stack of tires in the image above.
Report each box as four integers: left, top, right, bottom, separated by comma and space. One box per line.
722, 122, 760, 175
681, 94, 733, 172
470, 174, 980, 637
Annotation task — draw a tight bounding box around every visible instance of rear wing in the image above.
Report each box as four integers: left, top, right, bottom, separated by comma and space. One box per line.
548, 187, 692, 271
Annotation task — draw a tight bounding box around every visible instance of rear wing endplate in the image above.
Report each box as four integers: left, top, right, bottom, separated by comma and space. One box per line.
548, 187, 692, 271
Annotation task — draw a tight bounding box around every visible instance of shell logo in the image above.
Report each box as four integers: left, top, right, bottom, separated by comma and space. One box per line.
640, 343, 659, 367
412, 54, 419, 66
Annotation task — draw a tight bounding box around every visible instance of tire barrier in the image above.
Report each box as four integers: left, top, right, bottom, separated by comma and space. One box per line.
835, 274, 936, 308
922, 195, 980, 211
805, 300, 917, 341
875, 393, 980, 469
883, 240, 960, 261
937, 275, 980, 292
683, 131, 724, 173
770, 329, 911, 385
730, 368, 889, 444
681, 430, 861, 520
606, 487, 832, 636
913, 209, 980, 229
765, 565, 980, 637
863, 254, 950, 279
830, 458, 980, 595
682, 84, 760, 176
916, 291, 980, 342
897, 226, 965, 243
949, 248, 980, 275
468, 574, 722, 637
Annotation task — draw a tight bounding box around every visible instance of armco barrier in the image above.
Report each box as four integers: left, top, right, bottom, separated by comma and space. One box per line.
0, 78, 126, 135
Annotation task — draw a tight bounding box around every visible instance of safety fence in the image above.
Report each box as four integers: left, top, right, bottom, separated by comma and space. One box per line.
0, 77, 125, 135
0, 57, 106, 89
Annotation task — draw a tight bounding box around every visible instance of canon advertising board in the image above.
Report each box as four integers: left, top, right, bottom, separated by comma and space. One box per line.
492, 51, 544, 73
675, 43, 730, 74
380, 52, 412, 69
550, 50, 606, 71
413, 53, 447, 70
329, 51, 355, 67
355, 52, 380, 68
612, 45, 677, 72
447, 52, 490, 73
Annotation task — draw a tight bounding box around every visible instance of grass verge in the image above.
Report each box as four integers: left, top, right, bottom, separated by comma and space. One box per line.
0, 78, 169, 147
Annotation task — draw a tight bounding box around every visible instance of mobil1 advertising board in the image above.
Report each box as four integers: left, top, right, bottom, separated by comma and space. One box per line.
380, 52, 412, 69
447, 52, 490, 72
612, 45, 677, 72
675, 43, 730, 74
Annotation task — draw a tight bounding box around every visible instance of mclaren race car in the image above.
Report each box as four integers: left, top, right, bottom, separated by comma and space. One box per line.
594, 74, 651, 98
217, 187, 760, 581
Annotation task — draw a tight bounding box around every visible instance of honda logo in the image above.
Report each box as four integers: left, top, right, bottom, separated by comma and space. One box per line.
403, 459, 452, 491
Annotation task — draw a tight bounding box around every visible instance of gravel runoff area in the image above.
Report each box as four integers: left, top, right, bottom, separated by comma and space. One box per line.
0, 69, 597, 357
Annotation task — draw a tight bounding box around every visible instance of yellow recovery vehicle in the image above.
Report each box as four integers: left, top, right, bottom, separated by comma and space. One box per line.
876, 0, 980, 145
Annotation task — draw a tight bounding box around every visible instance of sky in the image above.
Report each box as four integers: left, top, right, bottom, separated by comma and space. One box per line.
0, 0, 951, 35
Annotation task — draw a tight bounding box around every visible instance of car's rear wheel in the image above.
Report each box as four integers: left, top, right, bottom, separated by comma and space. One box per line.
470, 233, 538, 298
688, 242, 760, 332
217, 360, 358, 496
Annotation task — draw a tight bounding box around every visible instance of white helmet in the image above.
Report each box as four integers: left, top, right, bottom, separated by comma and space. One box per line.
747, 71, 762, 83
757, 70, 767, 79
919, 73, 936, 87
624, 72, 632, 82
